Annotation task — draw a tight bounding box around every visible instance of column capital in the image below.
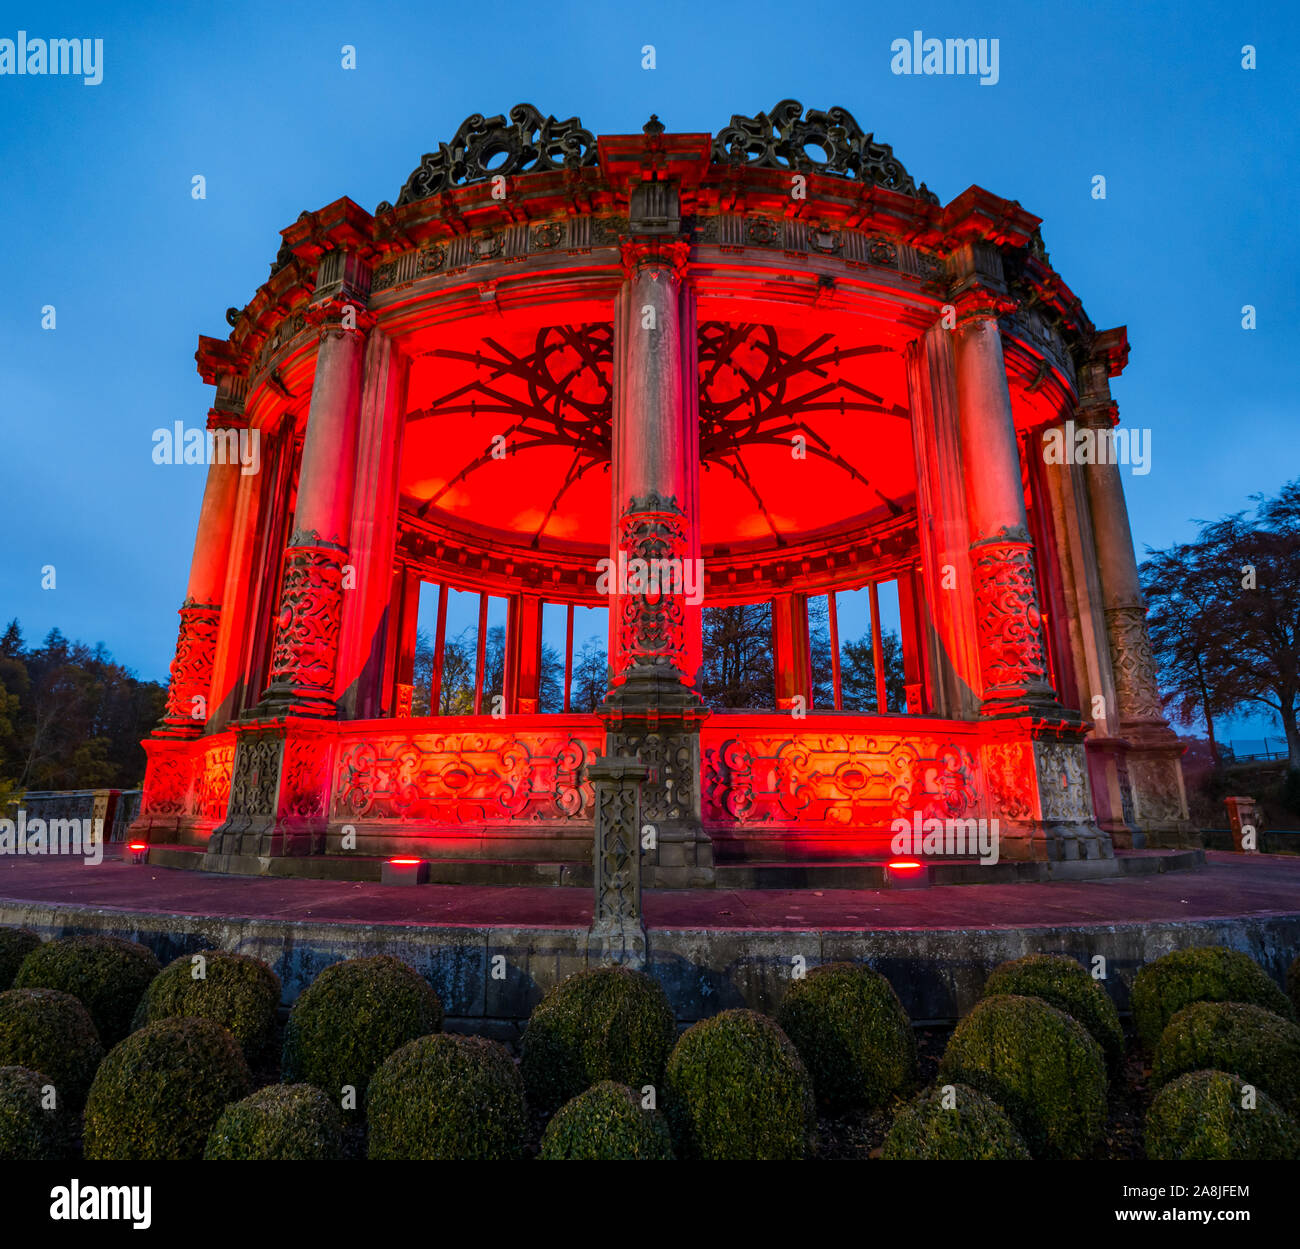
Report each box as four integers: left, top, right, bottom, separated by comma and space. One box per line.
619, 235, 691, 281
951, 284, 1019, 325
205, 407, 249, 432
305, 300, 377, 340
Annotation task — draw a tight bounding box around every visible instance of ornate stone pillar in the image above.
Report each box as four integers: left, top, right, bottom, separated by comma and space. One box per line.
586, 756, 650, 968
259, 258, 371, 718
1077, 332, 1189, 840
905, 324, 982, 720
947, 236, 1107, 861
207, 248, 370, 872
1039, 424, 1139, 843
952, 291, 1059, 716
336, 327, 408, 720
158, 410, 244, 736
599, 180, 712, 887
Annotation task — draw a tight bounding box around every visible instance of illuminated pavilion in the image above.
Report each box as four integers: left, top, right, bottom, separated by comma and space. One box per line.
132, 102, 1190, 886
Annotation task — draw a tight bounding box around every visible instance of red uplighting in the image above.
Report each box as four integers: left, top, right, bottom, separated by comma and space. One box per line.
887, 860, 923, 872
389, 857, 422, 865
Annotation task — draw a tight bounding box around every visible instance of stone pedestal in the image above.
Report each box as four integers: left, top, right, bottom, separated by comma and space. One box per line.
598, 669, 713, 888
203, 719, 335, 871
586, 756, 650, 968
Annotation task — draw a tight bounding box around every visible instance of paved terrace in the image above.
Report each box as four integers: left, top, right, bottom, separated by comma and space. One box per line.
1, 851, 1296, 1026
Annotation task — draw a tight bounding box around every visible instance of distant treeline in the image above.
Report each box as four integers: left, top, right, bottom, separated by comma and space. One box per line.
0, 621, 165, 799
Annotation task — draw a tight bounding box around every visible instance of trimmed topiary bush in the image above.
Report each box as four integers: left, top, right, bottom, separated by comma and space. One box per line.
983, 953, 1125, 1077
0, 1065, 74, 1160
15, 934, 160, 1046
1151, 1001, 1300, 1118
136, 951, 280, 1061
521, 966, 676, 1113
204, 1084, 343, 1161
663, 1009, 815, 1160
881, 1082, 1031, 1161
367, 1033, 526, 1160
540, 1080, 675, 1160
938, 994, 1107, 1159
0, 928, 41, 991
83, 1017, 252, 1160
1130, 946, 1294, 1050
1145, 1070, 1300, 1161
775, 962, 917, 1110
281, 956, 442, 1111
0, 988, 103, 1108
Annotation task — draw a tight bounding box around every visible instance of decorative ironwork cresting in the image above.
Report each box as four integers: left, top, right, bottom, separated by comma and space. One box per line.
378, 99, 937, 212
711, 100, 938, 203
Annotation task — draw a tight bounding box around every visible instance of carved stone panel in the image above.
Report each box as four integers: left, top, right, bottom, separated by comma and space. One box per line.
700, 729, 982, 827
333, 728, 599, 824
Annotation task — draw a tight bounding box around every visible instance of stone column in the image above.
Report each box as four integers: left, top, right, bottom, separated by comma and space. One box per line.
586, 756, 650, 968
905, 324, 982, 719
951, 289, 1058, 716
1077, 335, 1189, 839
260, 263, 371, 718
336, 328, 408, 720
1040, 429, 1139, 842
599, 182, 712, 887
158, 410, 245, 736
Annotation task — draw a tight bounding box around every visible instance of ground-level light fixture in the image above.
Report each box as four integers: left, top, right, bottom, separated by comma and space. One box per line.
885, 859, 930, 890
382, 857, 428, 886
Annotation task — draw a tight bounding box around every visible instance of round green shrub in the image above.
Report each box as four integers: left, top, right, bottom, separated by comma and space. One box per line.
204, 1084, 343, 1161
15, 934, 160, 1046
521, 966, 676, 1113
0, 988, 103, 1108
881, 1082, 1031, 1161
938, 994, 1107, 1159
84, 1016, 251, 1160
281, 956, 442, 1110
137, 951, 280, 1060
1130, 946, 1294, 1050
1145, 1070, 1299, 1161
539, 1081, 675, 1160
663, 1009, 815, 1160
367, 1033, 526, 1160
983, 953, 1125, 1077
0, 928, 41, 991
775, 962, 916, 1110
0, 1065, 74, 1160
1151, 1001, 1300, 1118
1287, 953, 1299, 1019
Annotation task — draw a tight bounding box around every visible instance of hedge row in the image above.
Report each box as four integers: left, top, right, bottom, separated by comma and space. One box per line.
1, 927, 1296, 1161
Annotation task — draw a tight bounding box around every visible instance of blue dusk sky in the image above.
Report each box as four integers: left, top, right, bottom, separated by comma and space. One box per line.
0, 0, 1295, 741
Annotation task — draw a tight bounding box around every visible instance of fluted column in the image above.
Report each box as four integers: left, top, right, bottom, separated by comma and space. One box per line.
260, 284, 370, 717
158, 410, 245, 736
952, 292, 1058, 716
